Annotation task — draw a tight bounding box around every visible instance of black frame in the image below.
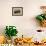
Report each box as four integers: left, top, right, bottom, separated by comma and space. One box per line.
12, 7, 23, 16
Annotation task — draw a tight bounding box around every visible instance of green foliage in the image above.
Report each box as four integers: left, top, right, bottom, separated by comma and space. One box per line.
5, 26, 18, 38
44, 15, 46, 20
36, 15, 44, 21
36, 14, 46, 21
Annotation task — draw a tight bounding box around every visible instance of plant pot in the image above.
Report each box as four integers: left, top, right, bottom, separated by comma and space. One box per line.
40, 20, 46, 27
11, 36, 17, 44
7, 39, 12, 44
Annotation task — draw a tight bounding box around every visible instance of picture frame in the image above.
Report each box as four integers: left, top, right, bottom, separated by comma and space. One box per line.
12, 7, 23, 16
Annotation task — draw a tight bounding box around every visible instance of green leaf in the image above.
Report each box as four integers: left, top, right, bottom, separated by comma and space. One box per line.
44, 15, 46, 20
36, 15, 44, 21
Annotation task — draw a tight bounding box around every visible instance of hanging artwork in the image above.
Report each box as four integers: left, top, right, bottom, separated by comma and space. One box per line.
12, 7, 23, 16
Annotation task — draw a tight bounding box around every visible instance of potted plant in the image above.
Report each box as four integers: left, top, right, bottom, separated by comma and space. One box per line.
36, 14, 46, 27
5, 26, 18, 43
36, 6, 46, 27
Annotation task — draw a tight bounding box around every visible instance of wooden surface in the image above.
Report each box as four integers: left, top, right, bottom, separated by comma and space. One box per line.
14, 43, 46, 46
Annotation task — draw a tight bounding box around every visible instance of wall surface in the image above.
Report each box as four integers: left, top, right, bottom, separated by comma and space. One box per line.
0, 0, 46, 41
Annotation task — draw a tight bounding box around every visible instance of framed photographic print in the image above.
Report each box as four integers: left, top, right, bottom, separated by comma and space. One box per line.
12, 7, 23, 16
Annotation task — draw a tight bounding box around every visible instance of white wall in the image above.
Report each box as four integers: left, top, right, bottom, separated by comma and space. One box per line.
0, 0, 46, 40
